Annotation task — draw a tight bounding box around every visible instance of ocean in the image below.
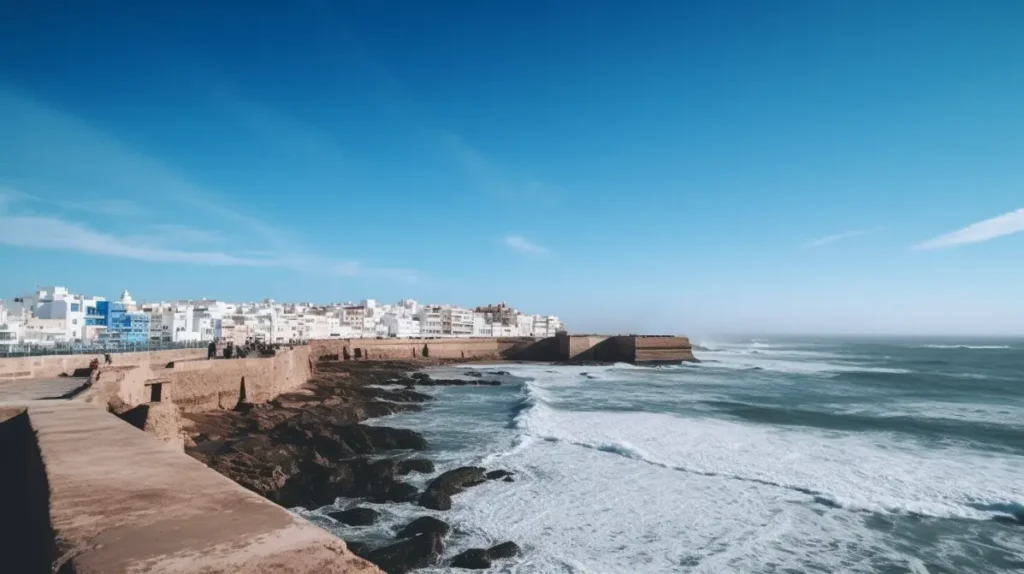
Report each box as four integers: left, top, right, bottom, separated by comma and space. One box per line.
302, 338, 1024, 573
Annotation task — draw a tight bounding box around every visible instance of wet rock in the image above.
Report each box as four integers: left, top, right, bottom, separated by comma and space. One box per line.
433, 378, 469, 386
364, 532, 444, 574
485, 470, 513, 480
182, 362, 449, 515
328, 507, 380, 526
419, 466, 487, 511
503, 476, 514, 483
344, 458, 419, 503
466, 371, 484, 378
369, 480, 419, 503
271, 418, 427, 455
361, 387, 433, 403
395, 516, 450, 539
335, 425, 429, 453
411, 372, 431, 381
397, 458, 435, 475
268, 456, 420, 508
451, 548, 491, 569
487, 541, 521, 559
406, 375, 502, 387
451, 542, 521, 569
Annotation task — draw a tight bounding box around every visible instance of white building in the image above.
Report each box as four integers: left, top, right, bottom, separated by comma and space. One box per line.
0, 320, 22, 350
6, 286, 106, 342
382, 314, 421, 338
143, 302, 199, 343
21, 318, 71, 346
342, 306, 366, 333
533, 315, 563, 337
416, 306, 443, 337
442, 307, 474, 338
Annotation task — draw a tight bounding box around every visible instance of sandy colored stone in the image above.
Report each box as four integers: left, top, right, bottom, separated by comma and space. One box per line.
24, 401, 380, 573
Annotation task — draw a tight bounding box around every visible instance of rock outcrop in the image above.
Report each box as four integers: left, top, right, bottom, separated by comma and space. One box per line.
353, 532, 445, 574
418, 466, 488, 511
395, 516, 451, 540
328, 507, 381, 526
450, 542, 521, 570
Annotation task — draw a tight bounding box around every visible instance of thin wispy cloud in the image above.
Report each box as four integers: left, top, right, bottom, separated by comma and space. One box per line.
146, 224, 224, 245
804, 228, 876, 248
0, 214, 278, 267
0, 87, 416, 280
505, 234, 549, 255
0, 187, 147, 217
327, 261, 419, 282
915, 208, 1024, 250
439, 131, 559, 203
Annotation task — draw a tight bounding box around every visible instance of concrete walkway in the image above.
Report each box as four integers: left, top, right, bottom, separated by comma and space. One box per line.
22, 401, 379, 573
0, 377, 88, 403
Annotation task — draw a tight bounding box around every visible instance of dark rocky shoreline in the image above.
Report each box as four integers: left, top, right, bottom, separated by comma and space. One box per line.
183, 360, 520, 573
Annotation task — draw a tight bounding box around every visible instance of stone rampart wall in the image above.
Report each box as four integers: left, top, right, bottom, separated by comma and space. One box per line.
310, 338, 510, 362
633, 336, 695, 363
0, 348, 207, 381
81, 347, 312, 414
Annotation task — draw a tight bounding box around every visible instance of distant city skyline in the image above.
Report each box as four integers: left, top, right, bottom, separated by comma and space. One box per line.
2, 2, 1024, 335
0, 284, 563, 348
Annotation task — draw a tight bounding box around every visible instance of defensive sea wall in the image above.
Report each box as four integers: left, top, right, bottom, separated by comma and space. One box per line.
308, 337, 528, 362
82, 345, 313, 414
309, 334, 695, 364
0, 334, 694, 385
0, 347, 208, 381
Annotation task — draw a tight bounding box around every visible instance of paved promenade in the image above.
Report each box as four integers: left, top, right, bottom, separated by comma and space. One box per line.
0, 377, 88, 403
1, 374, 379, 573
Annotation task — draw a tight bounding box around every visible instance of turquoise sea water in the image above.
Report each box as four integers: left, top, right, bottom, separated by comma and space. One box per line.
305, 338, 1024, 573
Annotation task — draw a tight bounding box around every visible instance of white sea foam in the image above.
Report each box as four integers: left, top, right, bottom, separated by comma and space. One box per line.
830, 401, 1024, 428
915, 344, 1013, 350
426, 427, 1024, 573
513, 381, 1023, 523
695, 350, 909, 375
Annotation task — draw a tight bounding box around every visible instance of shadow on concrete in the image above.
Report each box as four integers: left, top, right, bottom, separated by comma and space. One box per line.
42, 379, 92, 401
117, 404, 152, 431
0, 409, 73, 573
502, 337, 560, 361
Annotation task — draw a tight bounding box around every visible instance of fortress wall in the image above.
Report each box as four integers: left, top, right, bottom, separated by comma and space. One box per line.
160, 346, 312, 413
0, 348, 208, 381
81, 347, 312, 414
310, 338, 508, 362
633, 336, 696, 363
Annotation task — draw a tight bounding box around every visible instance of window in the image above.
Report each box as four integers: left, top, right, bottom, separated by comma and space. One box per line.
70, 303, 80, 312
72, 319, 78, 325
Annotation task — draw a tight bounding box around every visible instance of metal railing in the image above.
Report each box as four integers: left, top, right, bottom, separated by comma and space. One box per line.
0, 339, 210, 358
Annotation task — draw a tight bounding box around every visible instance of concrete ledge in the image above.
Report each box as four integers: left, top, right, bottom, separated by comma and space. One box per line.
24, 402, 379, 573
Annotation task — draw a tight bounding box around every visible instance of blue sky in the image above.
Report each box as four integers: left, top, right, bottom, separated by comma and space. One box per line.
2, 1, 1023, 335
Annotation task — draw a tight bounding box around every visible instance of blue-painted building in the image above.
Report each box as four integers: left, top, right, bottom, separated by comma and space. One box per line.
91, 301, 150, 344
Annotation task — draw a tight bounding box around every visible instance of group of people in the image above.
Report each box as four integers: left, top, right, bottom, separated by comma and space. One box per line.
207, 338, 278, 360
88, 353, 113, 374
